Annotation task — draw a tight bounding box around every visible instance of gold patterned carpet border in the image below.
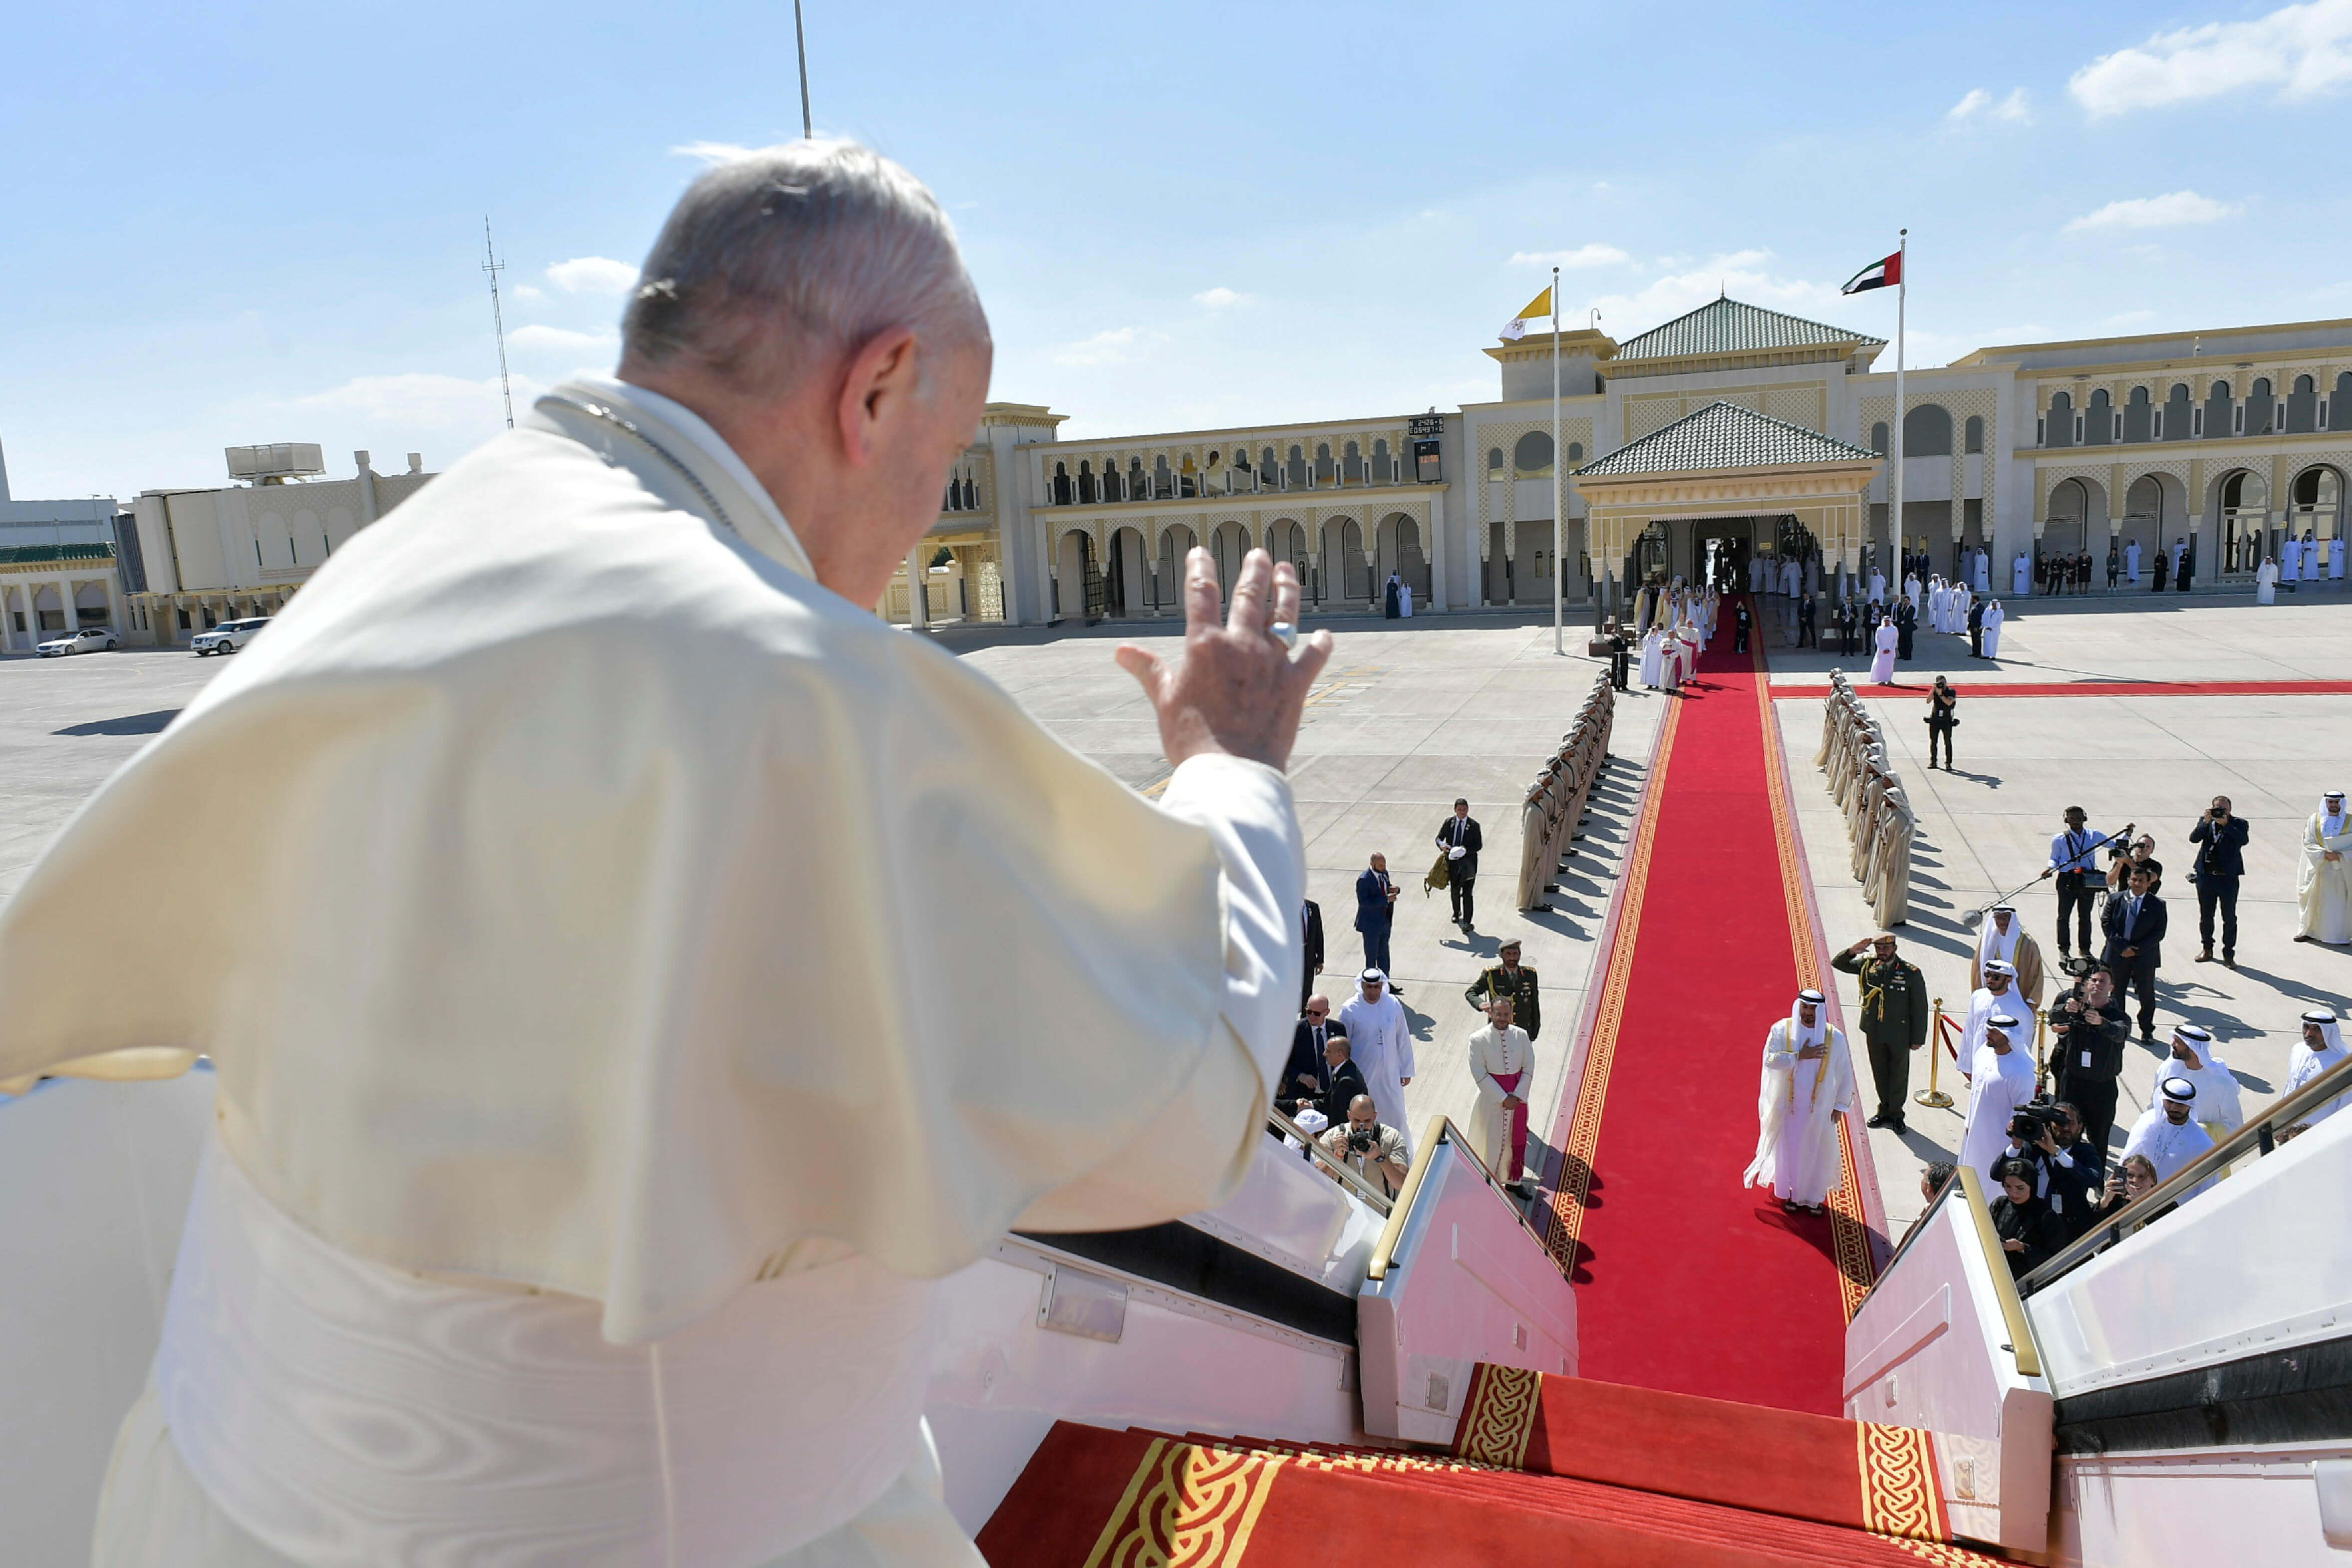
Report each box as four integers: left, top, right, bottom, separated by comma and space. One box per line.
1856, 1422, 1947, 1543
1452, 1365, 1543, 1469
1539, 695, 1682, 1273
1081, 1438, 1286, 1568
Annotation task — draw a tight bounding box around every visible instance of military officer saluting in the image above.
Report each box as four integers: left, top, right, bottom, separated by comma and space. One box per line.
1465, 939, 1542, 1040
1830, 930, 1931, 1132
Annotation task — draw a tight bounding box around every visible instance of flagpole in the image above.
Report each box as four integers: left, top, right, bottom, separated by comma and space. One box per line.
1551, 265, 1563, 655
1892, 229, 1906, 595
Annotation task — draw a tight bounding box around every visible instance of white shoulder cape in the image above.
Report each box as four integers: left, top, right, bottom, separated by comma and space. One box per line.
0, 380, 1300, 1342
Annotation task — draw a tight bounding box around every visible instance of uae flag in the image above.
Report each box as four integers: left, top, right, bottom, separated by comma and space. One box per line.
1841, 251, 1901, 295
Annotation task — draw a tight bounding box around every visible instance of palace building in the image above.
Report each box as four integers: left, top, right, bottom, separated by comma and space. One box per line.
889, 299, 2352, 627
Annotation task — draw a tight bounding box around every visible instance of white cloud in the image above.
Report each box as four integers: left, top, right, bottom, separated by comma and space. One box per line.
546, 256, 639, 295
1509, 243, 1631, 269
1950, 86, 2031, 122
2064, 190, 2241, 232
1192, 287, 1244, 308
294, 371, 539, 432
1052, 326, 1169, 368
2070, 0, 2352, 117
508, 323, 619, 354
1578, 249, 1851, 331
670, 140, 759, 165
512, 283, 545, 303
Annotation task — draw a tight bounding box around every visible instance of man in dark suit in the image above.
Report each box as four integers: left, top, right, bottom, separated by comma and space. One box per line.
1299, 898, 1325, 1010
1436, 799, 1482, 933
2187, 795, 2249, 967
1893, 595, 1917, 660
2101, 864, 2167, 1042
1796, 593, 1816, 648
1967, 596, 1987, 658
1279, 994, 1343, 1118
1354, 853, 1398, 981
1318, 1032, 1370, 1126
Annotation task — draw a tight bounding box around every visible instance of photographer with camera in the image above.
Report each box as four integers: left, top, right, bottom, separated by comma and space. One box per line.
1319, 1093, 1409, 1200
2187, 795, 2249, 967
2048, 966, 2129, 1161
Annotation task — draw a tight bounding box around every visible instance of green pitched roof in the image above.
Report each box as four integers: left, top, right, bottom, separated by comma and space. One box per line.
1614, 298, 1883, 361
0, 542, 113, 565
1576, 400, 1878, 476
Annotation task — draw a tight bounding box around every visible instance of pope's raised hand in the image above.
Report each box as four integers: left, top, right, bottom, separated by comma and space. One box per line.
1116, 547, 1333, 772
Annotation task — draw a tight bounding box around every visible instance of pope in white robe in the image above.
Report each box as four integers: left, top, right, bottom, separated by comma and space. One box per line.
2297, 791, 2352, 944
1639, 627, 1666, 687
1958, 1015, 2037, 1181
1399, 580, 1414, 617
1982, 598, 2006, 657
1743, 990, 1854, 1211
0, 144, 1332, 1568
1337, 971, 1415, 1157
2122, 1077, 2217, 1193
1467, 1003, 1536, 1185
1868, 617, 1898, 684
2288, 1011, 2350, 1130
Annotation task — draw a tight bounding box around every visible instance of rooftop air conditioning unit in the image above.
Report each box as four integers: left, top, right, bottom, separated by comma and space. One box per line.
225, 444, 326, 484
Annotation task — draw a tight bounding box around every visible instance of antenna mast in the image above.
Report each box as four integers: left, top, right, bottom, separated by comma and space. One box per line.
793, 0, 814, 138
483, 217, 515, 430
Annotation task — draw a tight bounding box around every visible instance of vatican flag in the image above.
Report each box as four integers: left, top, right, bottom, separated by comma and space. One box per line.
1500, 286, 1552, 341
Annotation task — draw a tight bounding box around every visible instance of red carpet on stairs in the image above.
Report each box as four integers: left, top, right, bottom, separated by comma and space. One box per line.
1535, 597, 1877, 1415
977, 1421, 2013, 1568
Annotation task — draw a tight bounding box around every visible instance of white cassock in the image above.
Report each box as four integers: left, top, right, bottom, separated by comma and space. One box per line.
1400, 581, 1414, 617
1743, 1016, 1855, 1207
1466, 1021, 1535, 1178
1958, 1040, 2038, 1181
1337, 985, 1415, 1156
2168, 1051, 2244, 1137
2126, 541, 2141, 582
1868, 570, 1886, 606
1868, 619, 1898, 683
2288, 1017, 2350, 1128
2299, 804, 2352, 943
0, 375, 1308, 1567
2258, 558, 2279, 604
1982, 600, 2006, 657
1639, 628, 1666, 687
2122, 1106, 2215, 1190
2012, 554, 2032, 594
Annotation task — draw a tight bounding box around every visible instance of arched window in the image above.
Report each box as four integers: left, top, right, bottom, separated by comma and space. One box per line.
1052, 461, 1073, 506
1964, 415, 1985, 454
2333, 374, 2352, 431
2045, 391, 2074, 448
1286, 445, 1308, 488
1313, 443, 1337, 485
1566, 441, 1584, 465
1371, 438, 1393, 482
1076, 460, 1096, 504
2287, 374, 2319, 433
1340, 441, 1363, 483
1486, 447, 1506, 475
1128, 456, 1147, 499
1513, 431, 1554, 476
2163, 383, 2193, 442
2202, 380, 2232, 439
1902, 403, 1952, 457
2084, 388, 2113, 447
1869, 421, 1889, 456
2247, 377, 2275, 435
2122, 386, 2154, 443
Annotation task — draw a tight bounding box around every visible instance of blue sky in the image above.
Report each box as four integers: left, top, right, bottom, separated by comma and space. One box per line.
5, 0, 2350, 501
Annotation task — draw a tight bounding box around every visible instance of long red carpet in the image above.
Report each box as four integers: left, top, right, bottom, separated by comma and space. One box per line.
1536, 599, 1873, 1415
1767, 677, 2352, 699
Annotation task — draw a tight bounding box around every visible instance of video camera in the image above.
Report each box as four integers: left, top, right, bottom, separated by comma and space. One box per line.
2008, 1098, 2068, 1142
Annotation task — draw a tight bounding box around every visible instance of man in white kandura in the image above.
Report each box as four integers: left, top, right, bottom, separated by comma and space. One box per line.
2296, 789, 2352, 945
1970, 906, 2045, 1013
1963, 959, 2027, 1061
0, 142, 1335, 1568
2013, 551, 2032, 595
1981, 597, 2006, 658
2288, 1011, 2350, 1131
1337, 968, 1415, 1158
1958, 1014, 2037, 1182
1867, 613, 1898, 684
2258, 554, 2280, 605
2122, 1076, 2216, 1193
1467, 996, 1536, 1192
1743, 989, 1855, 1216
2125, 538, 2141, 583
2162, 1023, 2243, 1143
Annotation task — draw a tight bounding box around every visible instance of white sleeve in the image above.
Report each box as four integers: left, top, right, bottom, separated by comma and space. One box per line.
1157, 752, 1307, 1099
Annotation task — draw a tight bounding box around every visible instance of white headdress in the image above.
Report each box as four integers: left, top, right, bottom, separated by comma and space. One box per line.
1978, 908, 2022, 968
1788, 988, 1828, 1051
2302, 1009, 2346, 1057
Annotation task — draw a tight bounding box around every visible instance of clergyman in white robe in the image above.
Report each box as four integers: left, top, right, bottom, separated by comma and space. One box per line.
1639, 627, 1666, 687
1868, 617, 1898, 684
1399, 580, 1414, 617
1467, 1009, 1536, 1184
1958, 1016, 2037, 1181
1982, 599, 2006, 658
1, 146, 1321, 1568
2298, 791, 2352, 944
2288, 1011, 2350, 1130
1743, 990, 1854, 1211
1337, 973, 1416, 1157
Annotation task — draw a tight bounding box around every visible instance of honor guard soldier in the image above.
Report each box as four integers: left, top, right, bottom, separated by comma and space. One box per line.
1465, 939, 1542, 1041
1830, 930, 1930, 1132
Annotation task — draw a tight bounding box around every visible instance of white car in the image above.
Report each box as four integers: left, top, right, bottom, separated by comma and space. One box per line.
192, 617, 271, 656
36, 627, 118, 657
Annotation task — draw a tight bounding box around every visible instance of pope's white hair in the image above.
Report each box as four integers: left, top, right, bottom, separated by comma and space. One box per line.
621, 139, 985, 395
